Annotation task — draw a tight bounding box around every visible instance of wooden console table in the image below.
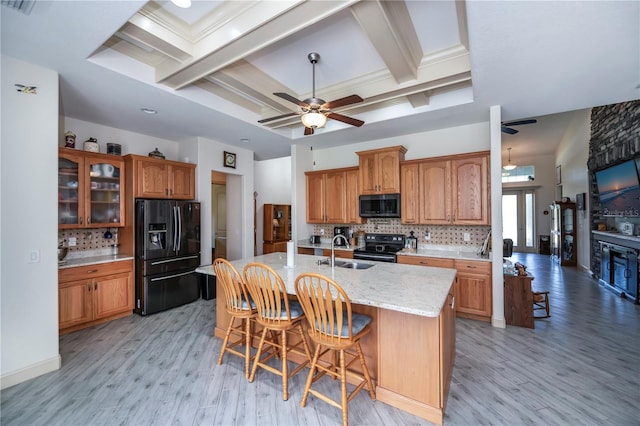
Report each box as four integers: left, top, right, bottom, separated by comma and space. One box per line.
504, 274, 534, 329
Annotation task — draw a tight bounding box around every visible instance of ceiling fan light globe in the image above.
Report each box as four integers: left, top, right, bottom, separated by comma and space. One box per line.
171, 0, 191, 8
503, 164, 517, 171
301, 112, 327, 129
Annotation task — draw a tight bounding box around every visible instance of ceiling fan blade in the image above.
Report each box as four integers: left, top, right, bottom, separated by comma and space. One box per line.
501, 126, 519, 135
274, 92, 309, 107
304, 126, 314, 136
323, 94, 364, 110
327, 112, 364, 127
502, 119, 537, 127
257, 111, 299, 123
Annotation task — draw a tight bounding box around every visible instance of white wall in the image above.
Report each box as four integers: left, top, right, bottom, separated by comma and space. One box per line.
254, 157, 292, 255
195, 137, 254, 263
555, 109, 591, 270
63, 117, 182, 160
310, 122, 491, 170
1, 56, 61, 387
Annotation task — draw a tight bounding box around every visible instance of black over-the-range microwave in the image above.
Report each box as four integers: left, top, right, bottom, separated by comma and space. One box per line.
359, 193, 401, 218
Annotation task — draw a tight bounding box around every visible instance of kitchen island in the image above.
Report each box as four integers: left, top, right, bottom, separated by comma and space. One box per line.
197, 252, 457, 425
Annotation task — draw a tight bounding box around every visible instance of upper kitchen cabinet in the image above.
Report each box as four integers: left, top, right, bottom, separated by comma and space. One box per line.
58, 148, 124, 228
305, 168, 348, 224
451, 155, 489, 225
357, 146, 406, 194
344, 167, 362, 224
401, 151, 489, 225
124, 155, 196, 200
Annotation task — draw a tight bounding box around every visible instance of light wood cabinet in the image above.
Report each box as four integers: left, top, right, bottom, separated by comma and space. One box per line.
397, 255, 492, 322
401, 152, 489, 225
125, 155, 196, 200
58, 148, 125, 228
263, 204, 290, 254
305, 168, 348, 223
454, 259, 492, 321
345, 167, 362, 224
357, 145, 406, 194
397, 255, 454, 268
59, 260, 134, 334
400, 163, 420, 224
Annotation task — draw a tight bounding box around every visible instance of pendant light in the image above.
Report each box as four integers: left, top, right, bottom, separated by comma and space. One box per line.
503, 147, 517, 171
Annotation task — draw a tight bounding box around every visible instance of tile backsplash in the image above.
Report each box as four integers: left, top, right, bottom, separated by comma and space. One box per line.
59, 228, 119, 252
313, 220, 491, 247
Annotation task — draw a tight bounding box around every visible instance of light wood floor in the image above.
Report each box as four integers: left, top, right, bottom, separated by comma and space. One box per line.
2, 253, 639, 425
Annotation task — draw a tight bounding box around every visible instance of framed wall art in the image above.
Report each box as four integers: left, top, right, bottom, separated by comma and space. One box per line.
224, 151, 236, 169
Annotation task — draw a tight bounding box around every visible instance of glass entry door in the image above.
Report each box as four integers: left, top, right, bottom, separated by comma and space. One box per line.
502, 190, 536, 253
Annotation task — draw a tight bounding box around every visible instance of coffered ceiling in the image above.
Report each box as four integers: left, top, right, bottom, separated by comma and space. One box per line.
1, 1, 638, 160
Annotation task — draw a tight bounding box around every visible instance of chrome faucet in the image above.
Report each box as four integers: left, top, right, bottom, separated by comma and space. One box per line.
330, 234, 350, 267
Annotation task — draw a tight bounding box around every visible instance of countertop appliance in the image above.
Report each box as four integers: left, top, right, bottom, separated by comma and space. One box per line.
333, 226, 350, 246
135, 199, 201, 315
359, 193, 401, 218
353, 233, 405, 262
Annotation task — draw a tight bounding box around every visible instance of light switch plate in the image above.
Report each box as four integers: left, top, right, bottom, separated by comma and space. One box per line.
463, 233, 471, 241
68, 237, 77, 246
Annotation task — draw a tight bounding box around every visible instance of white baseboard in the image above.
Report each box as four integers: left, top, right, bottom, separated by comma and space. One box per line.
1, 354, 61, 389
492, 317, 506, 328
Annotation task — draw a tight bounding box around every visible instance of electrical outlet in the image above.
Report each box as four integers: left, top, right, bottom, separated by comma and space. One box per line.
28, 250, 40, 263
68, 237, 77, 246
425, 232, 430, 240
320, 229, 325, 235
463, 233, 471, 242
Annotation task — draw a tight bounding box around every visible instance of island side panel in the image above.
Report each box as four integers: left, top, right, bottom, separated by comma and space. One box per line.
376, 308, 446, 425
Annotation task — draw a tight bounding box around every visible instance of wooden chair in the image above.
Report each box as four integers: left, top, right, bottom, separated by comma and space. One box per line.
243, 262, 312, 401
294, 273, 376, 426
533, 290, 550, 319
213, 258, 256, 379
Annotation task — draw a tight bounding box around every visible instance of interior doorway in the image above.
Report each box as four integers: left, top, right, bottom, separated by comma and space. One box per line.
503, 189, 536, 253
211, 171, 227, 260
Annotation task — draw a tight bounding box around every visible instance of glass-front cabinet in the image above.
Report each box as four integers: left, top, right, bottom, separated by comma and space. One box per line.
550, 201, 577, 266
58, 148, 124, 228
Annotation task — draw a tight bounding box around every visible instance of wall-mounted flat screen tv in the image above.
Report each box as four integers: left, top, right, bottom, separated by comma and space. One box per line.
595, 158, 640, 216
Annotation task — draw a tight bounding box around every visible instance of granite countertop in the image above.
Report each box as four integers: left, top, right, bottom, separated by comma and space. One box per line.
59, 251, 134, 269
196, 252, 456, 318
397, 244, 492, 262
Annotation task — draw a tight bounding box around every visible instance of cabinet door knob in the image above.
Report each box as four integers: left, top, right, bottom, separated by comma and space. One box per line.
94, 283, 98, 290
87, 282, 91, 291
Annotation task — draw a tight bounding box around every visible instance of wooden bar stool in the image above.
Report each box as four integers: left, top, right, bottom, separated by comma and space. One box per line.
295, 272, 376, 426
243, 262, 312, 401
213, 258, 256, 379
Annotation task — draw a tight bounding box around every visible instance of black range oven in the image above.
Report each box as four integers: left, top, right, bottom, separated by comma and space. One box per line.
353, 233, 405, 263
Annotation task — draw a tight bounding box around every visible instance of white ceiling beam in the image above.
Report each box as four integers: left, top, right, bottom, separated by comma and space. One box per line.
350, 0, 422, 84
407, 92, 430, 108
156, 0, 358, 89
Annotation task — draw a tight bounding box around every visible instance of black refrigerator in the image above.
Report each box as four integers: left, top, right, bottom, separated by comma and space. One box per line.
135, 199, 201, 316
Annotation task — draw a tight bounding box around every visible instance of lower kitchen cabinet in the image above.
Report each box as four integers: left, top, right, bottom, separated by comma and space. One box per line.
454, 260, 492, 321
58, 260, 134, 334
397, 255, 492, 321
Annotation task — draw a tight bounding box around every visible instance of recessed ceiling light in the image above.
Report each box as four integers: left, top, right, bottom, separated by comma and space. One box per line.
141, 108, 157, 115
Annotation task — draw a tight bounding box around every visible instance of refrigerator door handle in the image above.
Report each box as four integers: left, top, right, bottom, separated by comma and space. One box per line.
150, 255, 199, 266
150, 270, 195, 282
172, 205, 178, 252
177, 205, 182, 252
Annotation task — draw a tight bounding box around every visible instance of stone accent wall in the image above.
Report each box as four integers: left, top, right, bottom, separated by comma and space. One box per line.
587, 100, 640, 277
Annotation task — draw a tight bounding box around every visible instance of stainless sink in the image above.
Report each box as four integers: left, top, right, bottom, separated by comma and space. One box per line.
338, 261, 374, 270
318, 259, 347, 267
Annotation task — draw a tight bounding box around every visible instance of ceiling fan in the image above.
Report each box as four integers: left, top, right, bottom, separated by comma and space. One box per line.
501, 119, 537, 135
258, 52, 364, 135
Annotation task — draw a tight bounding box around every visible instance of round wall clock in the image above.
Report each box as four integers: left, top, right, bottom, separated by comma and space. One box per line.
224, 151, 236, 168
